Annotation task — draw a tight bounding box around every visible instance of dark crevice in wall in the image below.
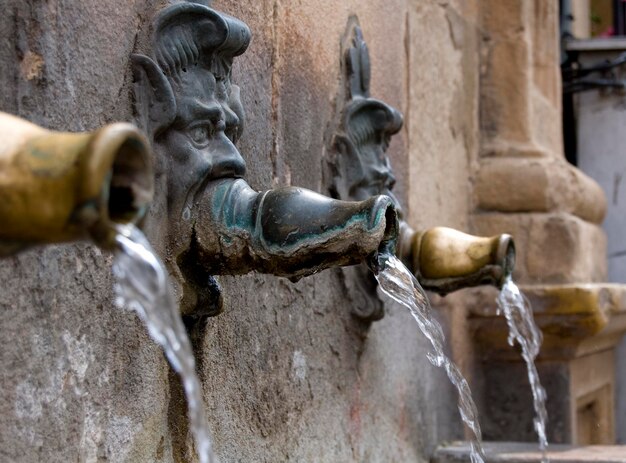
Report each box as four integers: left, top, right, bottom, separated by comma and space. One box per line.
167, 366, 192, 463
269, 0, 282, 186
403, 9, 411, 179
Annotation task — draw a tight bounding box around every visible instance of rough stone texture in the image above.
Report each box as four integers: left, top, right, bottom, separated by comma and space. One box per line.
478, 0, 562, 159
0, 1, 171, 462
471, 281, 626, 446
470, 283, 626, 358
474, 359, 571, 444
3, 0, 620, 460
0, 246, 172, 463
403, 2, 480, 408
479, 0, 533, 151
474, 157, 607, 224
467, 279, 626, 446
470, 0, 608, 290
466, 0, 626, 449
570, 350, 616, 445
617, 338, 626, 445
471, 331, 618, 444
529, 0, 562, 157
0, 0, 484, 462
406, 0, 476, 233
471, 0, 607, 288
471, 0, 606, 287
470, 213, 607, 285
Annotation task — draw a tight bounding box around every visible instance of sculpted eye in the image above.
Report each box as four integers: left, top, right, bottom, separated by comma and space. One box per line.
187, 125, 211, 146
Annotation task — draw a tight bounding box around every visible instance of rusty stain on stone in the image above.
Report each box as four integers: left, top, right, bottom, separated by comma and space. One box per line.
19, 51, 45, 81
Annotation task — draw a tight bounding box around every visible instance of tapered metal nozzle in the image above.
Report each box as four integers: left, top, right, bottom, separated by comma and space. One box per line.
401, 226, 516, 295
0, 112, 153, 255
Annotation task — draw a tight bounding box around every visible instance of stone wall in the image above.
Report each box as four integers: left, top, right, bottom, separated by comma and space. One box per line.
0, 1, 484, 462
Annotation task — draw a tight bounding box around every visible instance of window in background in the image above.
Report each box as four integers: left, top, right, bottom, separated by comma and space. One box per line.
590, 0, 626, 36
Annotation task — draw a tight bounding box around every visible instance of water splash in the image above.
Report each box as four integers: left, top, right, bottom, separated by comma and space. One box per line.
373, 255, 486, 463
497, 276, 548, 462
112, 224, 216, 463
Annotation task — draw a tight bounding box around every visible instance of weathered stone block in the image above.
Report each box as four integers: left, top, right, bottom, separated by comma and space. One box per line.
480, 36, 532, 144
470, 212, 607, 284
479, 0, 563, 157
474, 158, 551, 213
571, 351, 616, 445
468, 281, 626, 446
526, 214, 606, 283
531, 0, 560, 107
474, 158, 607, 224
470, 351, 617, 445
473, 359, 571, 443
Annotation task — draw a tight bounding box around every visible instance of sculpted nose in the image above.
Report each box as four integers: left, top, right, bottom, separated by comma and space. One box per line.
208, 132, 246, 179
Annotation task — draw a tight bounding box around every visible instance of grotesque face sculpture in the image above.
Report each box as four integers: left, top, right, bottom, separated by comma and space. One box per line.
132, 5, 399, 320
159, 65, 246, 225
327, 21, 404, 321
132, 2, 251, 317
330, 23, 403, 208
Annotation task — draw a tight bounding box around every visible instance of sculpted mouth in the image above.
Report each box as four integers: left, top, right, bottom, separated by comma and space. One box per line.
180, 159, 246, 221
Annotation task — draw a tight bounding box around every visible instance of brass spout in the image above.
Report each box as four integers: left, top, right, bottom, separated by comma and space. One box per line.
0, 112, 153, 255
191, 178, 398, 281
400, 226, 515, 295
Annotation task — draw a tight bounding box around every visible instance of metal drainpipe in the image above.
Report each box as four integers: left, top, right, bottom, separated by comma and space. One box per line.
560, 0, 579, 166
560, 0, 574, 62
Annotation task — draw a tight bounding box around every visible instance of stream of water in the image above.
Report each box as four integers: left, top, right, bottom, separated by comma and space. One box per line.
373, 254, 486, 463
112, 224, 216, 463
108, 221, 546, 463
496, 276, 548, 462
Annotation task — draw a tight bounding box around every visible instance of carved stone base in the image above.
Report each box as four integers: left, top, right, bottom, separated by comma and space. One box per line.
468, 283, 626, 445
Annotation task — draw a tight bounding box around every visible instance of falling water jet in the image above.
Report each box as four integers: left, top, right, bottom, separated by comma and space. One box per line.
371, 253, 486, 463
112, 224, 216, 463
496, 276, 549, 463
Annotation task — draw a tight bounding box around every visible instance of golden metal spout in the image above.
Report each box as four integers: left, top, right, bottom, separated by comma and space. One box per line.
0, 112, 153, 255
400, 226, 515, 295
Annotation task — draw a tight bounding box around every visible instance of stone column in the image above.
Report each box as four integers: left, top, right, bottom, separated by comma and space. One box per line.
467, 0, 626, 445
472, 0, 607, 285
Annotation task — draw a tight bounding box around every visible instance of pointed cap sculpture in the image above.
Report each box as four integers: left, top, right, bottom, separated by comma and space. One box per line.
327, 19, 517, 320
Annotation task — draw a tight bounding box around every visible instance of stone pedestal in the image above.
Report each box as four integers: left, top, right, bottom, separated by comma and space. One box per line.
468, 284, 626, 445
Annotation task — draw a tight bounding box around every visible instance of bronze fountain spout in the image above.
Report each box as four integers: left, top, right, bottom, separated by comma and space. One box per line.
397, 225, 515, 296
0, 112, 153, 255
191, 178, 397, 280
